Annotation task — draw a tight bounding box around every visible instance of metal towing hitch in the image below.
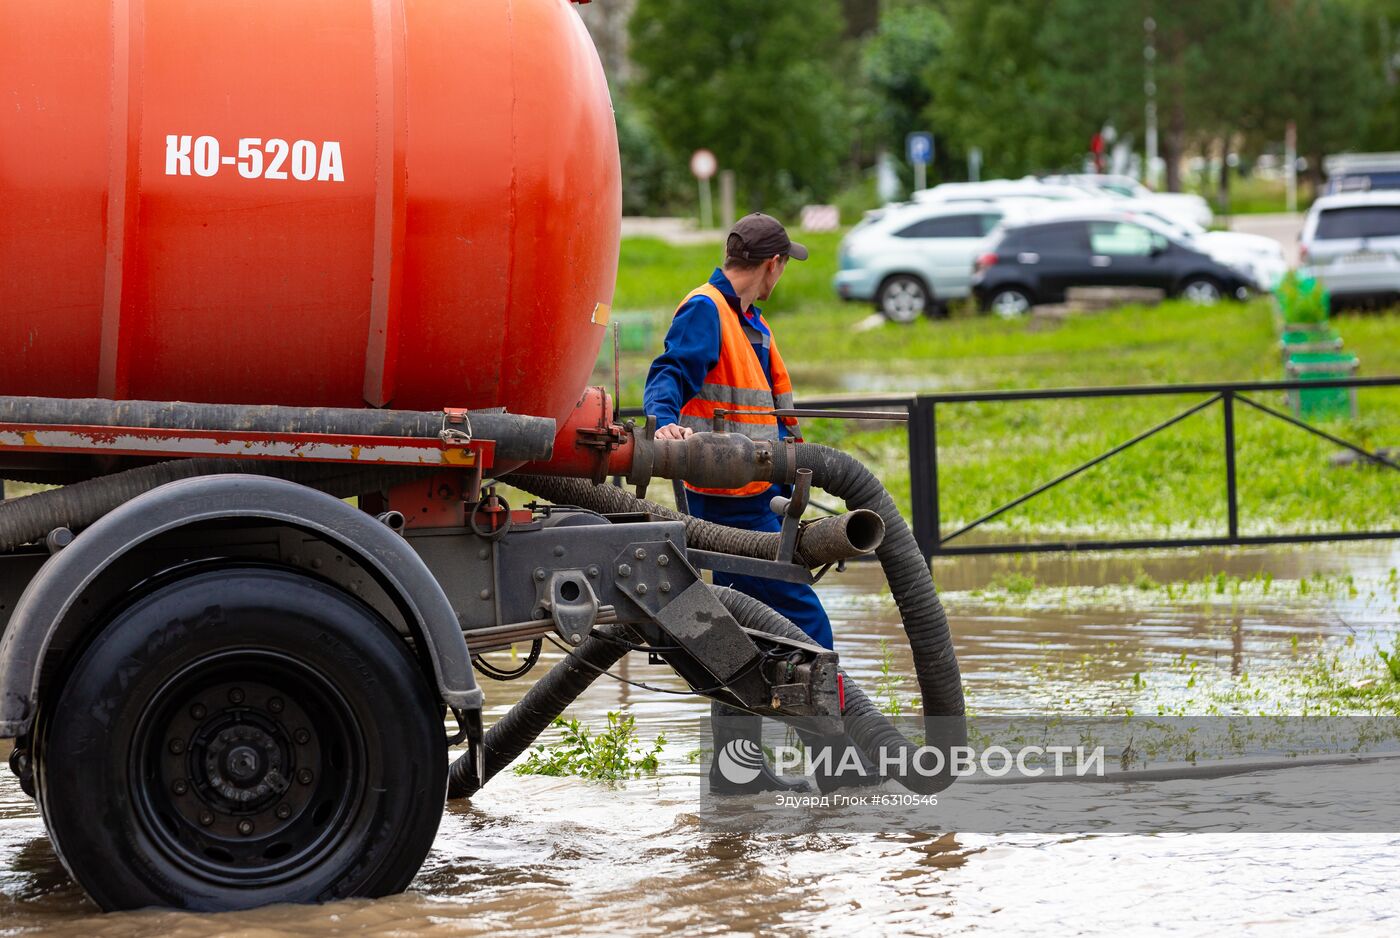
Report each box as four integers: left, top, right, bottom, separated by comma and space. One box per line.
419, 510, 845, 731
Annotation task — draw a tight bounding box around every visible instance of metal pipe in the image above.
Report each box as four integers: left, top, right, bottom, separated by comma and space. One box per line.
791, 509, 885, 566
465, 608, 621, 655
507, 474, 882, 569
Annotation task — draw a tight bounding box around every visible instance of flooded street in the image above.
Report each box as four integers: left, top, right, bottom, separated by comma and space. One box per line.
2, 543, 1397, 935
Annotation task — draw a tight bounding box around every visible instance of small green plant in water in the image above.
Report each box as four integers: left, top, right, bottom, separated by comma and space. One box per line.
1379, 643, 1400, 683
876, 638, 905, 718
515, 711, 665, 781
988, 570, 1037, 598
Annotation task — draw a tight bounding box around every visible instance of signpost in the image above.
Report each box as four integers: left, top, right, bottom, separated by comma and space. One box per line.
1285, 122, 1298, 214
690, 148, 717, 230
906, 132, 933, 193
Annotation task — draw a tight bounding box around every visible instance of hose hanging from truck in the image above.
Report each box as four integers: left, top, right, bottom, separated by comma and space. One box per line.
0, 458, 439, 553
0, 404, 964, 794
518, 443, 965, 726
446, 582, 955, 799
449, 445, 965, 797
509, 473, 884, 568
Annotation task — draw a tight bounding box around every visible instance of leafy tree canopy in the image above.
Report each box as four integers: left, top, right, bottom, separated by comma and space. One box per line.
629, 0, 852, 212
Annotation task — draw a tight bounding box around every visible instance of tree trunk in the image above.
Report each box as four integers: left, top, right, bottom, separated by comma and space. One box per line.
839, 0, 879, 38
1163, 97, 1186, 192
1216, 136, 1231, 218
1162, 27, 1188, 193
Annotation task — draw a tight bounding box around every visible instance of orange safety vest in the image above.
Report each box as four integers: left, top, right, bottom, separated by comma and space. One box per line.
674, 282, 800, 497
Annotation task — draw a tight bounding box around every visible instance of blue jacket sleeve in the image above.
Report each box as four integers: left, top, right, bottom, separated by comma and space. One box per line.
643, 296, 721, 429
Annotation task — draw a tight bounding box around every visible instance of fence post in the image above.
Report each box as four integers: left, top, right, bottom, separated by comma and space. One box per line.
908, 397, 939, 559
1223, 390, 1239, 541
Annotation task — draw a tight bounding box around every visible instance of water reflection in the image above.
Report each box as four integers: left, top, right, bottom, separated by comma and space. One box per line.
0, 543, 1395, 934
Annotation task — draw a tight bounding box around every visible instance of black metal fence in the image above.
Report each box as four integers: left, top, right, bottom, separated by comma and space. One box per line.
628, 376, 1400, 558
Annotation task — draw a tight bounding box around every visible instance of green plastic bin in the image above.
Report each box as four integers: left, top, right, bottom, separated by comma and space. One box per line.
1279, 328, 1343, 362
1285, 351, 1358, 420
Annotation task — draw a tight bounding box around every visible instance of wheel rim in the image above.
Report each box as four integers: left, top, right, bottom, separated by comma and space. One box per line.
130, 650, 366, 886
881, 279, 924, 322
1183, 280, 1220, 304
991, 290, 1030, 318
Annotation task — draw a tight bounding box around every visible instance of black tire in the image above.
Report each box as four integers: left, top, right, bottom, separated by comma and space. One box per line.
877, 274, 930, 324
984, 286, 1033, 319
1177, 275, 1224, 305
33, 565, 446, 912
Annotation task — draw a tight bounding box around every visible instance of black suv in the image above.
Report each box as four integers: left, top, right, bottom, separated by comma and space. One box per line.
971, 215, 1251, 317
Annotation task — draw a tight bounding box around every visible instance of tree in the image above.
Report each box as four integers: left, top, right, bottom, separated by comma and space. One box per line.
922, 0, 1380, 191
628, 0, 851, 213
614, 95, 686, 216
860, 3, 947, 156
1347, 0, 1400, 151
1274, 0, 1380, 185
924, 0, 1085, 180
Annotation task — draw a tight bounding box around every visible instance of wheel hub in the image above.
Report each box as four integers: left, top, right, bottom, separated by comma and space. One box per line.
134, 660, 362, 883
205, 726, 286, 805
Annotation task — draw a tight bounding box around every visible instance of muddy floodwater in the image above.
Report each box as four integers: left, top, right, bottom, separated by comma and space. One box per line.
2, 544, 1398, 935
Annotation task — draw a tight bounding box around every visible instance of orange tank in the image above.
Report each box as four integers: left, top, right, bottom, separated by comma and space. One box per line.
0, 0, 621, 427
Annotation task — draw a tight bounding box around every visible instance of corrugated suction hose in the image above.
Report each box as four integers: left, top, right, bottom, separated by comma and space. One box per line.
454, 447, 965, 796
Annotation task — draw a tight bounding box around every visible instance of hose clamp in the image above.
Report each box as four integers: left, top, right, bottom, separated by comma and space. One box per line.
771, 437, 799, 485
440, 408, 473, 446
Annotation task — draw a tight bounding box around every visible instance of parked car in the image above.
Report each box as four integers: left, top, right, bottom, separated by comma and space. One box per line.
835, 200, 1021, 322
912, 178, 1092, 206
1044, 173, 1214, 228
1322, 153, 1400, 194
1299, 191, 1400, 308
1013, 198, 1286, 290
971, 213, 1252, 317
1126, 207, 1289, 291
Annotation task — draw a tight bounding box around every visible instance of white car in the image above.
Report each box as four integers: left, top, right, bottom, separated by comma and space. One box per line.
834, 200, 1029, 322
1044, 173, 1214, 229
912, 178, 1092, 206
1300, 191, 1400, 307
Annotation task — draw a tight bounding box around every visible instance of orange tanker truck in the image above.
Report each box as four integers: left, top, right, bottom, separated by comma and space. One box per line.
0, 0, 962, 912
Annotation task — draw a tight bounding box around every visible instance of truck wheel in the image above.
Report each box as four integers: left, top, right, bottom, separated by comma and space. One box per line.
32, 565, 446, 912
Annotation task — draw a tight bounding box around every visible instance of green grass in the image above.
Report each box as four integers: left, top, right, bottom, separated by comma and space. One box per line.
1183, 174, 1311, 216
608, 233, 1400, 538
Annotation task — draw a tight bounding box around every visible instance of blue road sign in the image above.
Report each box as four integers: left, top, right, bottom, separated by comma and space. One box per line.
906, 132, 934, 166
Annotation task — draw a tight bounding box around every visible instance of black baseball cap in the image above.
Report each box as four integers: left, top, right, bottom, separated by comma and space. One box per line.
727, 212, 808, 262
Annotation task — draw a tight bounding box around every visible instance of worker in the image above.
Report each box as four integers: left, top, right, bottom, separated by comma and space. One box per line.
645, 213, 841, 794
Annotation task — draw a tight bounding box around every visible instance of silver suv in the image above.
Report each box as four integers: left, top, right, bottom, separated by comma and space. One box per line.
834, 200, 1018, 322
1300, 192, 1400, 308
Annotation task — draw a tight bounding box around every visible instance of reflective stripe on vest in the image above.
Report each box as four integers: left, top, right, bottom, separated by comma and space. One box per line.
675, 282, 800, 497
